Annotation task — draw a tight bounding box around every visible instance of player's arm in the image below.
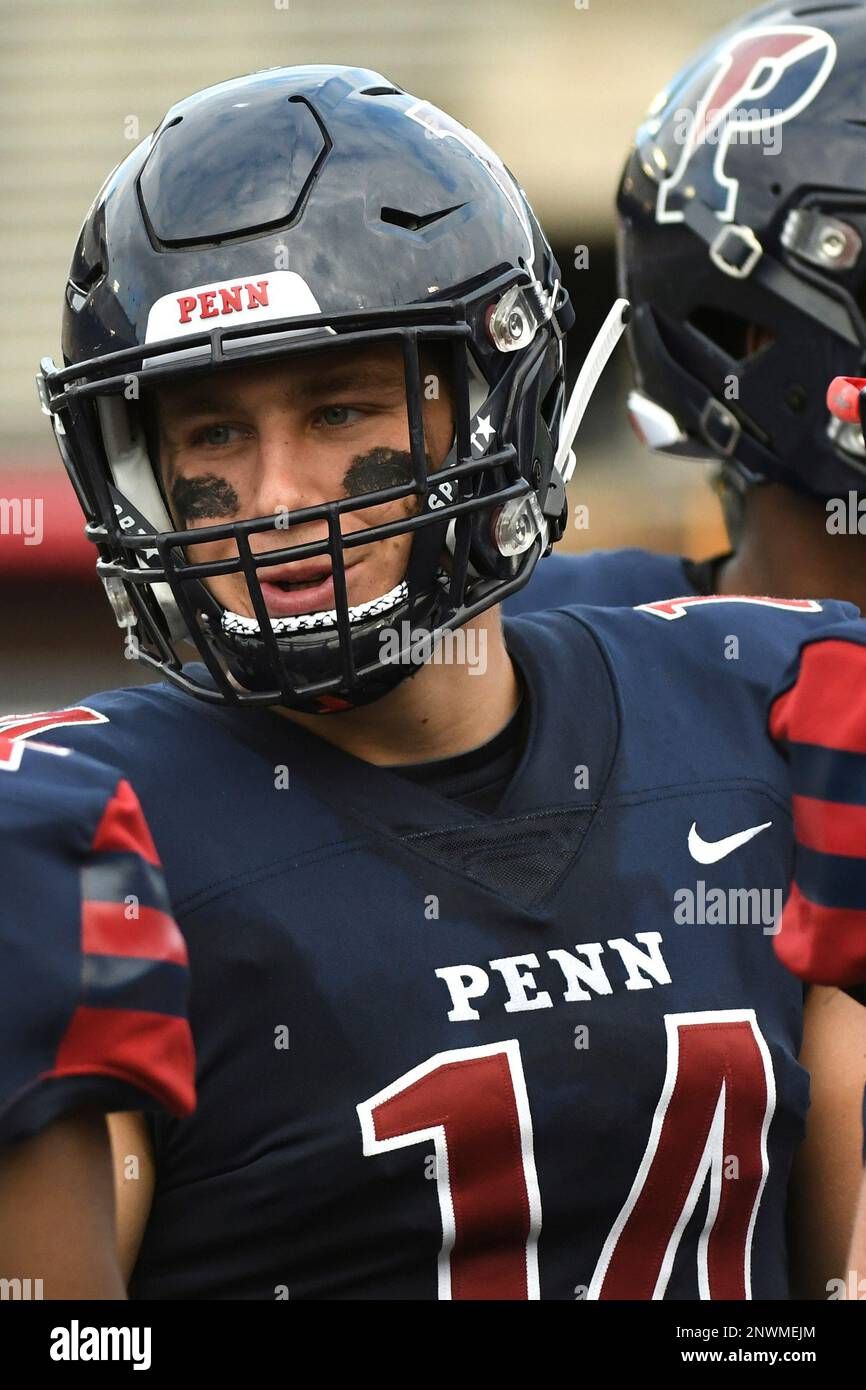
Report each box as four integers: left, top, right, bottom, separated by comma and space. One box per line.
788, 985, 866, 1299
845, 1170, 866, 1297
107, 1111, 156, 1282
0, 1108, 126, 1299
0, 737, 195, 1296
768, 627, 866, 1296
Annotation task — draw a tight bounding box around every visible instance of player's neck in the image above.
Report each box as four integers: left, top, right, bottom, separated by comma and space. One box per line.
716, 482, 866, 609
273, 607, 521, 766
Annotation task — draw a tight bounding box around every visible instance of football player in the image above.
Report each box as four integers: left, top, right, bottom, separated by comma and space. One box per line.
0, 734, 194, 1298
29, 64, 866, 1300
768, 380, 866, 1297
507, 0, 866, 617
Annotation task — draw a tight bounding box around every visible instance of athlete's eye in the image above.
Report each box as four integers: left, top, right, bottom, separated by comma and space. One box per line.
313, 405, 364, 429
192, 424, 247, 448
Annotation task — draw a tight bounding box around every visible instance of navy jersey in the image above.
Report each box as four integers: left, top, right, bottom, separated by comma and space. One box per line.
5, 595, 855, 1300
0, 734, 195, 1146
502, 547, 707, 614
769, 621, 866, 1000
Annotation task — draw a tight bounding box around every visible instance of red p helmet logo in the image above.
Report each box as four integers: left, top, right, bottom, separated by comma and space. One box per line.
644, 25, 836, 224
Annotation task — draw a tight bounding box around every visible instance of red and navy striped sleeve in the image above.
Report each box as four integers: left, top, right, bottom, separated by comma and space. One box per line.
0, 736, 195, 1146
769, 629, 866, 999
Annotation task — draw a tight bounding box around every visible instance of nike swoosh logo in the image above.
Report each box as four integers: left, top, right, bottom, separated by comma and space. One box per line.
688, 820, 773, 865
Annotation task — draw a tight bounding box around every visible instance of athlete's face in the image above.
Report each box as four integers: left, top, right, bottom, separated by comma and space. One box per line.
148, 342, 454, 620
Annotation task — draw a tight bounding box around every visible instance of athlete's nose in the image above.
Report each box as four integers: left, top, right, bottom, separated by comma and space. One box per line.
250, 415, 320, 523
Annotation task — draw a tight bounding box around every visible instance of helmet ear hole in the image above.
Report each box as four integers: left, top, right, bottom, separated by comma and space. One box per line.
687, 306, 775, 363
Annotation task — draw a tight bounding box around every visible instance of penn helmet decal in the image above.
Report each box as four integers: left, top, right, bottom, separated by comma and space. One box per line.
641, 24, 836, 224
145, 270, 324, 343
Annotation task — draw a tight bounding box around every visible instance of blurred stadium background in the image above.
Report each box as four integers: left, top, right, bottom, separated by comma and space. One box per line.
0, 0, 752, 713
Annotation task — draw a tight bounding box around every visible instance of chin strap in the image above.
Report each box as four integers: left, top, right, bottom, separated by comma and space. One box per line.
553, 297, 631, 486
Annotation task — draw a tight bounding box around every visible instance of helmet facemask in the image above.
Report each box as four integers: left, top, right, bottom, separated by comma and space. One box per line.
41, 276, 567, 714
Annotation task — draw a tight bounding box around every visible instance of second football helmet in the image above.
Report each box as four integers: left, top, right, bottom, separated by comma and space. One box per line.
618, 0, 866, 499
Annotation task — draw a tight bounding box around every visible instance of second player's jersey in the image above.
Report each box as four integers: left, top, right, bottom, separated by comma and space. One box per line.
0, 736, 195, 1146
502, 547, 707, 614
769, 622, 866, 1003
6, 596, 854, 1300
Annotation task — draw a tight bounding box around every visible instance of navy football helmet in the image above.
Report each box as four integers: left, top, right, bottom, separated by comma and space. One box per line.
617, 0, 866, 500
36, 66, 591, 713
